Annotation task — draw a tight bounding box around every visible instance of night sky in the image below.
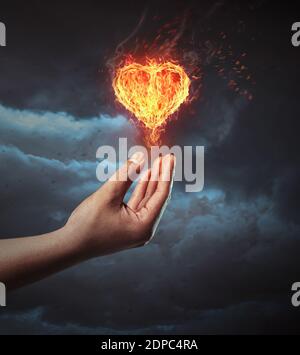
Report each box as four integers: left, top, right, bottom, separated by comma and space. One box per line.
0, 0, 300, 334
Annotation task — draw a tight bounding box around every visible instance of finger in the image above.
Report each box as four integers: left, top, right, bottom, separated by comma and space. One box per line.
127, 168, 151, 211
100, 152, 144, 205
136, 155, 161, 210
142, 154, 175, 221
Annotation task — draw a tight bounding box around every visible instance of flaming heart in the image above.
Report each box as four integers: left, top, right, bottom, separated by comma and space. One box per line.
113, 60, 190, 131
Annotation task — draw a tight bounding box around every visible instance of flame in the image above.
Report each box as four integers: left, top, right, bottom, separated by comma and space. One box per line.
113, 58, 190, 145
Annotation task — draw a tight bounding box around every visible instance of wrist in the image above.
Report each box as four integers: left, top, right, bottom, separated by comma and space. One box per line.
52, 225, 89, 264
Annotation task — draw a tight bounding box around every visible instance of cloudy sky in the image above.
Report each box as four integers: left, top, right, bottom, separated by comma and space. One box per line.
0, 0, 300, 334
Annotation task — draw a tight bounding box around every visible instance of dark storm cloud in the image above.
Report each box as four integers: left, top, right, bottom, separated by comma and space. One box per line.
1, 184, 300, 333
0, 143, 97, 235
0, 0, 150, 117
0, 104, 135, 161
0, 301, 298, 335
0, 104, 136, 235
0, 103, 299, 333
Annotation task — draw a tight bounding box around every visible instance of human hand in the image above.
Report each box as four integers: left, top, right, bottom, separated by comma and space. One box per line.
0, 152, 175, 289
64, 153, 175, 259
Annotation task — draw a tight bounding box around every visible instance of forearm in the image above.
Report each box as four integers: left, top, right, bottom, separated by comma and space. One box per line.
0, 227, 84, 289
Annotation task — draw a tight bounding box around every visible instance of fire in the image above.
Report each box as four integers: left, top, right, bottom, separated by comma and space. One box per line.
113, 58, 190, 145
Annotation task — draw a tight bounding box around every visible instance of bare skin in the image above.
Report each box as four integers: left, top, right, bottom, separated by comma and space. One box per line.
0, 153, 175, 290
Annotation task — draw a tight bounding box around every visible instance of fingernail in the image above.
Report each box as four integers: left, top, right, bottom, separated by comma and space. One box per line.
129, 152, 144, 165
169, 153, 175, 164
172, 154, 176, 167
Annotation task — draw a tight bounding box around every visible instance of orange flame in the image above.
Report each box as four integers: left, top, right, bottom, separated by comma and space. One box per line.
113, 58, 190, 145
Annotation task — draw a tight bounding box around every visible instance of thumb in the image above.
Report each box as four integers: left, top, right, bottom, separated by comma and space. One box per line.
101, 152, 145, 205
